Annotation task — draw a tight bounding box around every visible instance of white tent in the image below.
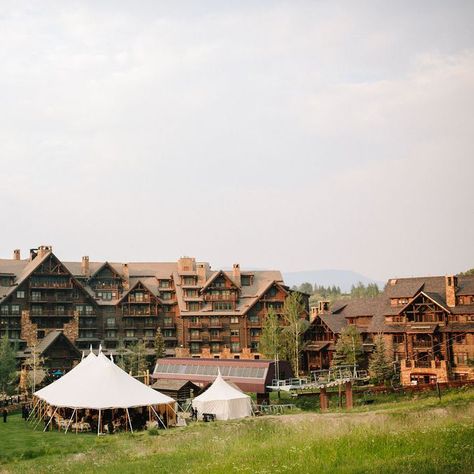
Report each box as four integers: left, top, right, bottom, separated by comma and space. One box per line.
192, 373, 252, 420
35, 352, 175, 409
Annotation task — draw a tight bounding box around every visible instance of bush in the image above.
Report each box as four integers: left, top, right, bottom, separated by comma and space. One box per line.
147, 427, 159, 436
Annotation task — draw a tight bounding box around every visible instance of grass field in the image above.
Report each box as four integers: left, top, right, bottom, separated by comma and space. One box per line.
1, 387, 474, 473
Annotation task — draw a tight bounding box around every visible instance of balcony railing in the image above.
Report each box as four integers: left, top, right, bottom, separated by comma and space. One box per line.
208, 321, 223, 328
30, 281, 73, 289
412, 340, 432, 348
203, 293, 238, 302
188, 322, 203, 329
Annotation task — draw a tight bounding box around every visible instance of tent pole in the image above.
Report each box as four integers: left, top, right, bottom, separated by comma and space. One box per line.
126, 408, 133, 433
65, 409, 76, 434
75, 409, 78, 434
150, 405, 167, 430
27, 398, 40, 422
98, 409, 101, 436
34, 401, 46, 430
43, 406, 58, 432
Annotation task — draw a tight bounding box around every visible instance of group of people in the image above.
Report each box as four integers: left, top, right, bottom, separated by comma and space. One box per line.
2, 401, 32, 423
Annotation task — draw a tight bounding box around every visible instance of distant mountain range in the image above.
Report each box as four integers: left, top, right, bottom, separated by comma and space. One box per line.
282, 270, 385, 293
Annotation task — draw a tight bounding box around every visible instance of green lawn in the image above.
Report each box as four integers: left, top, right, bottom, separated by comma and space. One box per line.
1, 388, 474, 473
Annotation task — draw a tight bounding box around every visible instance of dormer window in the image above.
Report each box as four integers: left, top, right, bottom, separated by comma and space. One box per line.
241, 275, 253, 286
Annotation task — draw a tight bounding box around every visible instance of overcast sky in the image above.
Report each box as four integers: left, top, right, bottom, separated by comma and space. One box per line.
0, 1, 473, 281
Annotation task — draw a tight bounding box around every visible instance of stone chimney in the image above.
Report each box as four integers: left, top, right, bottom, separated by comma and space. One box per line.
122, 263, 129, 290
445, 275, 457, 307
197, 263, 207, 285
13, 249, 21, 260
37, 245, 52, 259
233, 263, 241, 287
178, 257, 196, 273
81, 256, 90, 276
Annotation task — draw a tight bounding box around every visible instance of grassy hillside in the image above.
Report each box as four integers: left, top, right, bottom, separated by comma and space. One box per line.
1, 388, 473, 473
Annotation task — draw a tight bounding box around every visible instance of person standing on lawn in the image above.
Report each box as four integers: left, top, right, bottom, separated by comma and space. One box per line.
2, 408, 7, 423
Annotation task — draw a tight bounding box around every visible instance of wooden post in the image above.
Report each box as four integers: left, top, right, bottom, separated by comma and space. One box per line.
75, 409, 78, 434
345, 381, 353, 410
320, 387, 328, 412
98, 409, 101, 436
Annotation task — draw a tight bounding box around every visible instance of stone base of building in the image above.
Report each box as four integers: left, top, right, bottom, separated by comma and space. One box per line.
174, 346, 260, 360
400, 360, 449, 386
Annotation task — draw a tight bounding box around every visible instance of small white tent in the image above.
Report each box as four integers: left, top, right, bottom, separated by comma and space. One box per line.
192, 372, 252, 420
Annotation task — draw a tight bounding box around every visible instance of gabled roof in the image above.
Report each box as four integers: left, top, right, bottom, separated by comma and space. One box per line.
396, 291, 451, 315
90, 261, 123, 280
117, 278, 159, 303
200, 270, 239, 293
24, 330, 81, 358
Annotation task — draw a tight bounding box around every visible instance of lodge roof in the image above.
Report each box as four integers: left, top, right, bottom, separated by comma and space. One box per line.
312, 275, 474, 335
0, 250, 286, 318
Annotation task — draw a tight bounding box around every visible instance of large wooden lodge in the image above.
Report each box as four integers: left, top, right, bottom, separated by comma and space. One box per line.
305, 275, 474, 384
0, 246, 304, 371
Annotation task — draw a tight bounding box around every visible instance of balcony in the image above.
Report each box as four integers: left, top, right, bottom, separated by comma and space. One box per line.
30, 281, 73, 289
163, 322, 176, 329
247, 321, 261, 327
30, 312, 75, 318
203, 293, 238, 302
188, 322, 203, 329
208, 321, 223, 329
412, 340, 432, 348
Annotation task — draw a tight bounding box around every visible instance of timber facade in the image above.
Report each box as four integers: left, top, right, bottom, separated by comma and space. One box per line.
0, 246, 306, 369
305, 275, 474, 385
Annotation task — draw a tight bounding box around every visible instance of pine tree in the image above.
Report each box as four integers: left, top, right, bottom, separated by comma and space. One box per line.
331, 325, 364, 370
154, 327, 165, 359
115, 340, 128, 370
127, 339, 148, 376
0, 335, 17, 396
369, 334, 393, 385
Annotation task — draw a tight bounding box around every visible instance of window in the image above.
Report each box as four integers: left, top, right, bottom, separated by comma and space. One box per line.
190, 317, 199, 324
190, 342, 200, 354
126, 330, 135, 338
213, 302, 233, 311
97, 291, 113, 300
393, 334, 404, 344
106, 317, 116, 328
267, 287, 277, 297
211, 343, 220, 353
230, 316, 239, 324
248, 314, 259, 323
75, 305, 84, 315
188, 302, 200, 311
1, 306, 8, 315
31, 305, 41, 316
241, 275, 253, 286
164, 329, 174, 338
231, 329, 239, 337
190, 329, 200, 339
31, 291, 42, 302
164, 317, 173, 326
398, 298, 408, 305
185, 289, 198, 297
106, 330, 116, 338
454, 353, 468, 365
16, 291, 25, 299
159, 280, 170, 288
454, 334, 466, 344
231, 342, 240, 353
85, 305, 93, 315
56, 305, 65, 315
250, 341, 259, 351
250, 328, 260, 337
214, 280, 225, 288
145, 329, 154, 337
210, 329, 219, 337
135, 292, 144, 302
161, 292, 172, 300
183, 276, 196, 285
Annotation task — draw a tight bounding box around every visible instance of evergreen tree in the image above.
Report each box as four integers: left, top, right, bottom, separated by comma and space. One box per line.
368, 334, 393, 385
331, 325, 364, 370
154, 327, 165, 359
259, 307, 282, 360
127, 339, 148, 376
0, 335, 17, 396
115, 340, 128, 370
281, 292, 309, 376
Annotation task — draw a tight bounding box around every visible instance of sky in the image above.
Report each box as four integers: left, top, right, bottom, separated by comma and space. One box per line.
0, 1, 473, 281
